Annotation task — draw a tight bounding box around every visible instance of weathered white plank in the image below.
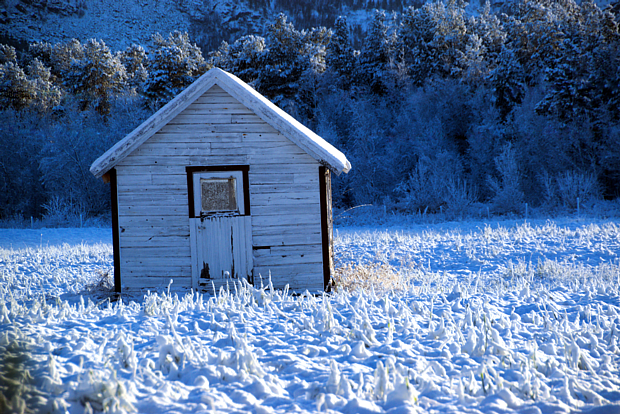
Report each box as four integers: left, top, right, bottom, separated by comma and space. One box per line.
122, 275, 192, 287
119, 155, 250, 166
253, 263, 322, 278
248, 163, 319, 174
250, 193, 320, 206
252, 233, 321, 246
139, 141, 213, 151
251, 224, 320, 237
169, 113, 233, 124
185, 101, 251, 110
122, 258, 190, 269
202, 84, 235, 96
210, 148, 308, 158
249, 183, 318, 194
118, 216, 188, 227
117, 193, 187, 204
118, 173, 187, 184
117, 176, 186, 187
120, 235, 189, 248
251, 204, 321, 217
133, 146, 212, 157
118, 205, 189, 216
247, 172, 319, 185
119, 226, 190, 237
150, 133, 244, 143
159, 123, 278, 134
209, 141, 301, 150
117, 186, 187, 195
231, 114, 264, 124
254, 253, 323, 267
252, 244, 322, 257
179, 107, 254, 116
116, 165, 183, 175
121, 246, 190, 258
252, 214, 321, 228
252, 233, 322, 247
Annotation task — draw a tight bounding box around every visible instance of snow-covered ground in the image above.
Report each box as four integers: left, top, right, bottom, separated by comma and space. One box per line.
1, 219, 619, 413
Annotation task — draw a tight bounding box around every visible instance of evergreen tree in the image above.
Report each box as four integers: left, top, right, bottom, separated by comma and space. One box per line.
0, 62, 34, 110
535, 0, 619, 120
400, 0, 469, 84
487, 46, 526, 119
64, 39, 127, 115
0, 44, 17, 64
26, 59, 62, 112
0, 55, 60, 112
503, 0, 572, 84
120, 44, 148, 95
325, 16, 357, 89
356, 9, 398, 94
400, 4, 437, 85
49, 39, 85, 83
208, 35, 265, 83
257, 14, 331, 106
143, 31, 210, 108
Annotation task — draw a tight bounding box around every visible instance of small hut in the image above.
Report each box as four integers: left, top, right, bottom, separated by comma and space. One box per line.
90, 68, 351, 294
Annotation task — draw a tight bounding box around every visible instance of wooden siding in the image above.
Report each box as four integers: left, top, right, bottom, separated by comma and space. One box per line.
116, 85, 324, 293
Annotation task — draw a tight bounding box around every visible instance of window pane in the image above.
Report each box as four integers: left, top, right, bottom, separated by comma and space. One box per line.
200, 178, 237, 212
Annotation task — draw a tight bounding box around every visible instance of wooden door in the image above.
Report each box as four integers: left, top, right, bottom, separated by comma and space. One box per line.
188, 168, 252, 294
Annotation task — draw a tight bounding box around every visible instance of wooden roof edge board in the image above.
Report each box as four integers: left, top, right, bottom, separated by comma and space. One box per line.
90, 67, 351, 179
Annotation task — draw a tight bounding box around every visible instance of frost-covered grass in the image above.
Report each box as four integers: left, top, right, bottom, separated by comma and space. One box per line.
1, 220, 620, 413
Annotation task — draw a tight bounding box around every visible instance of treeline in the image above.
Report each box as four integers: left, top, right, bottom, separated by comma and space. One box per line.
1, 0, 619, 223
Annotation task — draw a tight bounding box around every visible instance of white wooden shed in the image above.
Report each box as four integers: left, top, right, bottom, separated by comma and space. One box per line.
90, 67, 351, 294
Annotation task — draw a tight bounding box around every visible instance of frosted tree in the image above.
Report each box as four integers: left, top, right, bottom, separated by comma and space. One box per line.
470, 1, 506, 61
208, 35, 266, 83
503, 0, 576, 84
64, 39, 127, 115
536, 0, 620, 120
400, 0, 469, 84
0, 62, 34, 110
488, 143, 524, 214
0, 58, 60, 112
487, 46, 526, 118
461, 1, 506, 81
0, 44, 16, 64
400, 5, 437, 85
47, 39, 85, 83
257, 14, 331, 106
325, 16, 357, 89
356, 9, 398, 94
143, 31, 210, 108
120, 44, 148, 95
26, 59, 62, 112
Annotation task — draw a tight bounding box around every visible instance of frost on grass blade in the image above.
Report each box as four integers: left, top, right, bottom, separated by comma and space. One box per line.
1, 222, 620, 413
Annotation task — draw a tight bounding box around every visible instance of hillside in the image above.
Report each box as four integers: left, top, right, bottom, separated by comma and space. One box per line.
0, 0, 509, 52
1, 0, 387, 52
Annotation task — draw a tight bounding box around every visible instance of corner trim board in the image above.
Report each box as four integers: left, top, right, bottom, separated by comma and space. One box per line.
110, 168, 122, 293
319, 166, 333, 291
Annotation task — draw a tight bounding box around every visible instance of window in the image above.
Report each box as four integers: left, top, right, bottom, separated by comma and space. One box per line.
200, 178, 237, 212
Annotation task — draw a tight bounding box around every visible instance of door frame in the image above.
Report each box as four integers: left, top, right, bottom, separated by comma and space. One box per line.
186, 165, 251, 218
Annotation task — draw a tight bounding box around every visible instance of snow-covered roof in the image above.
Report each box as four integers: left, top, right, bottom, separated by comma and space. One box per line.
90, 67, 351, 178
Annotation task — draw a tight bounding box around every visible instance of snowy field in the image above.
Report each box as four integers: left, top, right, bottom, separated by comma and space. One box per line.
1, 219, 620, 414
